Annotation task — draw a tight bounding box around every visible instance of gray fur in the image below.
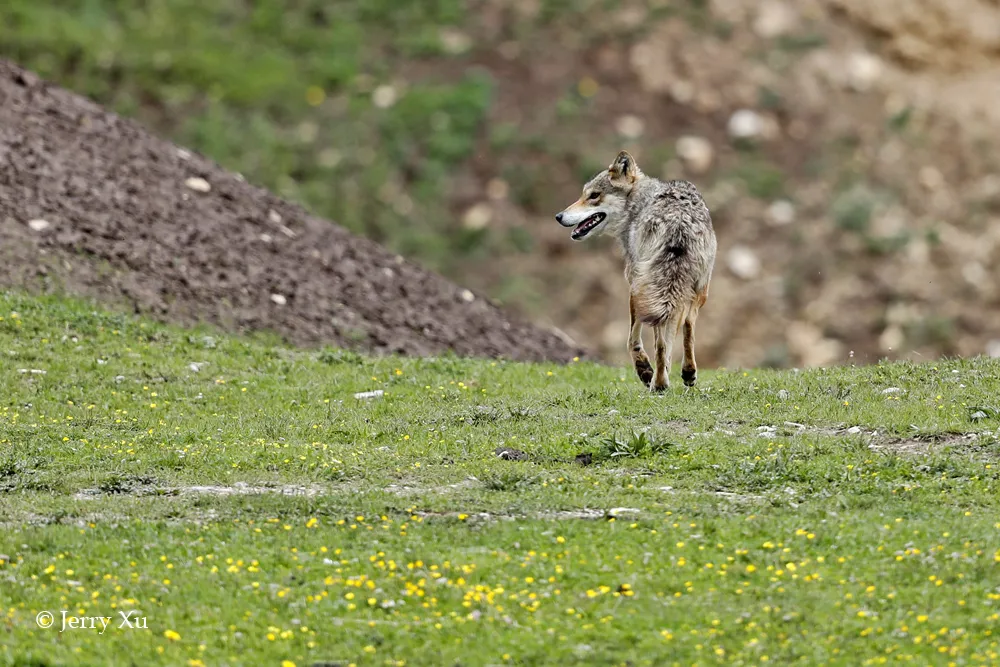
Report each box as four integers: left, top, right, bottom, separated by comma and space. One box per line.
555, 150, 717, 392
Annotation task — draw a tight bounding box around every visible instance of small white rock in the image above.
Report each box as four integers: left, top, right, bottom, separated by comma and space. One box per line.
881, 387, 901, 394
777, 389, 790, 401
27, 219, 51, 232
439, 28, 472, 54
675, 136, 714, 174
372, 85, 398, 109
177, 148, 191, 160
607, 507, 641, 517
846, 426, 862, 434
847, 52, 883, 92
354, 390, 384, 400
727, 109, 764, 140
753, 0, 796, 38
460, 289, 475, 303
462, 203, 492, 230
767, 200, 795, 226
270, 294, 287, 306
669, 80, 696, 105
726, 245, 761, 280
189, 362, 206, 372
615, 114, 645, 139
268, 210, 282, 224
185, 177, 211, 193
259, 233, 273, 243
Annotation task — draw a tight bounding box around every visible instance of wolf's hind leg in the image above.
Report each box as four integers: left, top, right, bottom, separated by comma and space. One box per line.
681, 288, 708, 387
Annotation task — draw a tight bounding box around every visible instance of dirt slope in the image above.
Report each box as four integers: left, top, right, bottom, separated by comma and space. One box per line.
0, 60, 584, 363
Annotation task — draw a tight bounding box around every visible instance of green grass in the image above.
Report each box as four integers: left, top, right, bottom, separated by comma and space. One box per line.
2, 291, 1000, 665
0, 0, 497, 279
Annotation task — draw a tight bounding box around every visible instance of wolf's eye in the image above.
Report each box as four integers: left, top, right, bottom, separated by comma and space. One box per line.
587, 191, 600, 201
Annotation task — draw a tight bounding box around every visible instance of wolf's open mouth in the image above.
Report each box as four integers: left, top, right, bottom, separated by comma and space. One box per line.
571, 212, 606, 240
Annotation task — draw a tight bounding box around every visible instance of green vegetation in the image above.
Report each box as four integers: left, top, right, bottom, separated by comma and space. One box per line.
2, 292, 1000, 665
0, 0, 499, 277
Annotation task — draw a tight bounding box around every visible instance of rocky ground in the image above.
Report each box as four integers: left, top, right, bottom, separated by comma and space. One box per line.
0, 59, 583, 364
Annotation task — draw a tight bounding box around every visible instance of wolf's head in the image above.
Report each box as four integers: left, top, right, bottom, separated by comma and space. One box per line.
555, 150, 643, 241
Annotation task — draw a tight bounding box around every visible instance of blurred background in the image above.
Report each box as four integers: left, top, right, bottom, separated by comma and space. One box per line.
3, 0, 999, 369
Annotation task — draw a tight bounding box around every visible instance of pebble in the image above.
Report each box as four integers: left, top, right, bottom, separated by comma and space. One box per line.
462, 203, 492, 230
372, 85, 398, 109
354, 390, 384, 400
727, 245, 761, 280
615, 115, 645, 139
727, 109, 764, 140
184, 177, 211, 193
767, 200, 795, 226
754, 0, 796, 38
27, 219, 50, 232
675, 136, 714, 174
847, 52, 883, 92
270, 294, 287, 306
439, 28, 472, 55
607, 507, 641, 517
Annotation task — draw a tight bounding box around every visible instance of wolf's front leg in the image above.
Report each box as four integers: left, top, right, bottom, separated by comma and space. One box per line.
651, 321, 676, 393
628, 293, 653, 387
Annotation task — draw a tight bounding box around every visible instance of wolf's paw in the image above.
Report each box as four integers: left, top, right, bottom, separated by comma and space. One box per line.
650, 380, 669, 393
634, 358, 654, 386
682, 367, 697, 387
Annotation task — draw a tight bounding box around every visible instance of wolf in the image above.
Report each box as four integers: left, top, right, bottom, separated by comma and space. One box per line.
555, 150, 717, 392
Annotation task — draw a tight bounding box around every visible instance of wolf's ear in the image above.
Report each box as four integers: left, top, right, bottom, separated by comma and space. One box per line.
608, 150, 638, 182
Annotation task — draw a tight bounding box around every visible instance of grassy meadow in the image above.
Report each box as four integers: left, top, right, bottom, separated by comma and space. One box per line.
1, 292, 999, 666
